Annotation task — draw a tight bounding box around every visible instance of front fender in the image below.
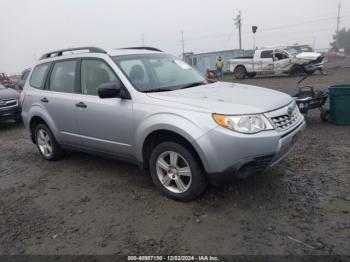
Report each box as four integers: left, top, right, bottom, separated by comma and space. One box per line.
134, 112, 215, 164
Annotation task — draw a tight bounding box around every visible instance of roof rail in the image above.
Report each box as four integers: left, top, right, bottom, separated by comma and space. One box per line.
119, 47, 163, 52
39, 47, 107, 60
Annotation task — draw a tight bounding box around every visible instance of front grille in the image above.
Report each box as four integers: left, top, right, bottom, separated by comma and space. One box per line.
0, 99, 18, 109
271, 105, 301, 131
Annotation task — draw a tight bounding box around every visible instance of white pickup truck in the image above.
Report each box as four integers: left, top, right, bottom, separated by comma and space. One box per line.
229, 48, 324, 79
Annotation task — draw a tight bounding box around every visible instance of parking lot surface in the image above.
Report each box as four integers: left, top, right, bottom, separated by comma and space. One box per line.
1, 68, 349, 255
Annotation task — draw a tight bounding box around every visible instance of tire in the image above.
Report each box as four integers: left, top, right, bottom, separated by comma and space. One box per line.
289, 65, 306, 77
320, 109, 330, 122
306, 70, 315, 76
149, 141, 207, 201
34, 124, 63, 161
234, 66, 247, 79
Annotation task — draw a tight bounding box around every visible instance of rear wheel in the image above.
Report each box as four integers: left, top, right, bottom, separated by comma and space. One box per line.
35, 124, 63, 161
149, 142, 207, 201
234, 66, 247, 79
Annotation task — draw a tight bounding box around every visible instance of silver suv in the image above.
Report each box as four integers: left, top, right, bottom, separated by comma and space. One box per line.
21, 47, 306, 201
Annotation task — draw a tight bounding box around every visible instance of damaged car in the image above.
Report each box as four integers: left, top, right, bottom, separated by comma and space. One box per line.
229, 48, 324, 79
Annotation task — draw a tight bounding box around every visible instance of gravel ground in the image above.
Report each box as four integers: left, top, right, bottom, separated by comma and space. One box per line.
0, 68, 349, 256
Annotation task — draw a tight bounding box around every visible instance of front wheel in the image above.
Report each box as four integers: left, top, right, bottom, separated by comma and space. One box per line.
289, 65, 306, 77
149, 142, 207, 201
320, 109, 330, 122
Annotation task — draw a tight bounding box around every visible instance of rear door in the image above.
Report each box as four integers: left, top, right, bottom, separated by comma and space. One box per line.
75, 58, 133, 157
40, 59, 81, 146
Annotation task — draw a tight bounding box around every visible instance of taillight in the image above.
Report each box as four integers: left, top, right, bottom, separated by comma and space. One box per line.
20, 91, 26, 106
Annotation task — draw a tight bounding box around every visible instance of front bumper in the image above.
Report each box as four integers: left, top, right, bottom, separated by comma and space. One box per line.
0, 106, 22, 121
305, 62, 324, 72
194, 116, 306, 184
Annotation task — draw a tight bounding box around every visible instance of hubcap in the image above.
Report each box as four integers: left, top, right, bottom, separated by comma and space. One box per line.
156, 151, 192, 193
37, 129, 53, 158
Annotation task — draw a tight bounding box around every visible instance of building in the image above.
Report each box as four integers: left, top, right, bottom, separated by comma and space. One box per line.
183, 49, 254, 74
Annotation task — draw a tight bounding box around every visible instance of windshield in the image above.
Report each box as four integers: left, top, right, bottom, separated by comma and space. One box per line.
113, 54, 206, 92
0, 83, 6, 89
285, 48, 299, 57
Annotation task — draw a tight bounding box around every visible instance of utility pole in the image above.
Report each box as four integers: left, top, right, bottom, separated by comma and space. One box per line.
181, 31, 185, 60
336, 2, 341, 49
234, 11, 242, 49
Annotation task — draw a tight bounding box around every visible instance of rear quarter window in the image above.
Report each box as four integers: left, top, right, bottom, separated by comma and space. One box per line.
30, 63, 50, 89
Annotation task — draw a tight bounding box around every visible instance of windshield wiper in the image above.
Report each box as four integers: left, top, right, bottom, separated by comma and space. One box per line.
143, 88, 173, 93
179, 81, 207, 90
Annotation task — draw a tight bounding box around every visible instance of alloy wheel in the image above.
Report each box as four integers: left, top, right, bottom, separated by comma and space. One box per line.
37, 129, 53, 158
156, 151, 192, 193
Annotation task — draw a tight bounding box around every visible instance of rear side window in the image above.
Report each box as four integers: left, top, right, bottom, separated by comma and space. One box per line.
261, 50, 273, 59
30, 63, 50, 89
49, 60, 77, 93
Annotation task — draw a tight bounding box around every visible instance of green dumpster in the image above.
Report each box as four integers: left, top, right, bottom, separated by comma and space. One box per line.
329, 85, 350, 125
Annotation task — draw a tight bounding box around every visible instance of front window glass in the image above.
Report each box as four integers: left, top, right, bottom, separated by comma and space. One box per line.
0, 83, 5, 89
81, 59, 119, 95
113, 54, 206, 92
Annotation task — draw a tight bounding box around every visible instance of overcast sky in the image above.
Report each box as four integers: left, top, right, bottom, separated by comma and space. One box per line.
1, 0, 349, 74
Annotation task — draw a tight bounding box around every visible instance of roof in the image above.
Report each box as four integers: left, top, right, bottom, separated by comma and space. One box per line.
107, 48, 163, 56
38, 46, 164, 62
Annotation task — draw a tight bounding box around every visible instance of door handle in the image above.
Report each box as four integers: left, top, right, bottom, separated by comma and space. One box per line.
75, 102, 87, 108
41, 97, 49, 103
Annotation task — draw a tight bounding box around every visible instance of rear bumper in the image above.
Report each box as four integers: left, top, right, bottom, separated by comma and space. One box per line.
0, 106, 21, 121
195, 118, 306, 185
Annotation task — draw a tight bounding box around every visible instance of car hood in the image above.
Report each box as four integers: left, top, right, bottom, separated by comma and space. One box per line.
147, 82, 293, 114
0, 88, 20, 100
296, 52, 322, 61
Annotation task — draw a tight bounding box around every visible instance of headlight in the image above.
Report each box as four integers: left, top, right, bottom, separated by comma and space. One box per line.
213, 114, 274, 134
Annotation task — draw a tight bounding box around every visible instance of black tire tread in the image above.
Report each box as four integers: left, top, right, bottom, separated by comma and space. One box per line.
149, 141, 207, 202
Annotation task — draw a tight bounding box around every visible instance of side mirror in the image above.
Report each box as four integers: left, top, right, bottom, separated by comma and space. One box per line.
98, 82, 121, 99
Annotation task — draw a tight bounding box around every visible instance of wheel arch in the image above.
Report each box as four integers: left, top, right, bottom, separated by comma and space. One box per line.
28, 108, 58, 144
141, 129, 205, 173
234, 64, 247, 71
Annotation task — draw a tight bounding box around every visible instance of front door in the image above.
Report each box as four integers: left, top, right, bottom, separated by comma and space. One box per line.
273, 49, 291, 74
75, 58, 134, 157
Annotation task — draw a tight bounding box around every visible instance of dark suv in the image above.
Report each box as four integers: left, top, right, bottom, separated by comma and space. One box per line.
0, 83, 21, 122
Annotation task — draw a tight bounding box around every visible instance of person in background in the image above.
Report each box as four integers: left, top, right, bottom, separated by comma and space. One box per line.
215, 56, 224, 80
